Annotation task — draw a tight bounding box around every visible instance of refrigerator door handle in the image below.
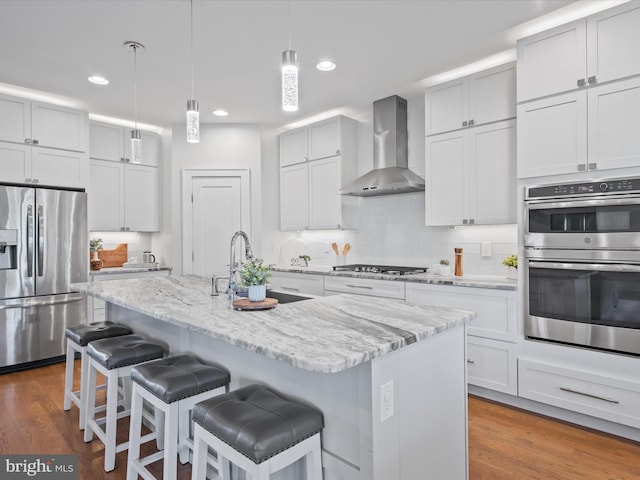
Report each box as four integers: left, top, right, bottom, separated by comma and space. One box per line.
37, 205, 44, 277
0, 293, 85, 310
26, 205, 34, 278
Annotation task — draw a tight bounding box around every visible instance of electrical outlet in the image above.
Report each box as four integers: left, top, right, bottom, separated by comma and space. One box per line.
481, 242, 492, 257
380, 381, 394, 422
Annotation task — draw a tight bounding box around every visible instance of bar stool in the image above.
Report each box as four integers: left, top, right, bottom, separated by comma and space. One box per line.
126, 354, 230, 480
63, 321, 133, 430
84, 334, 165, 472
191, 384, 324, 480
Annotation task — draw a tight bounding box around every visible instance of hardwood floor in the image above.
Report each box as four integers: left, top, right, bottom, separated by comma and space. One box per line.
1, 361, 639, 479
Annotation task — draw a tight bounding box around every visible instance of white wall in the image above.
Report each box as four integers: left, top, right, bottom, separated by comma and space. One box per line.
260, 96, 517, 276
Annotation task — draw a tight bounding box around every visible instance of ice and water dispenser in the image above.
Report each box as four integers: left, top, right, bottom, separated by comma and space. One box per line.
0, 229, 17, 270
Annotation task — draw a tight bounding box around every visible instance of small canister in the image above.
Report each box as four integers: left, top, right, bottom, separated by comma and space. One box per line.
454, 248, 463, 276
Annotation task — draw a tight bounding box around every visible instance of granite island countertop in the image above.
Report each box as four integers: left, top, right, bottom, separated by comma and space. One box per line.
71, 275, 475, 374
272, 265, 517, 291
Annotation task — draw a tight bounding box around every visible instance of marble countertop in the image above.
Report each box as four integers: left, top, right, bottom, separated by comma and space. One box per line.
90, 266, 173, 276
272, 266, 517, 291
71, 275, 475, 374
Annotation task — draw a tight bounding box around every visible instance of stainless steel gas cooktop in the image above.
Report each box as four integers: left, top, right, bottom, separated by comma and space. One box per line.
332, 264, 427, 276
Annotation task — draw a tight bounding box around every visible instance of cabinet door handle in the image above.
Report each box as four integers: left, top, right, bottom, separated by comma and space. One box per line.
577, 164, 587, 171
468, 119, 475, 126
587, 76, 597, 85
281, 286, 300, 292
462, 219, 468, 225
462, 121, 468, 127
32, 139, 39, 145
469, 218, 475, 225
120, 157, 126, 162
467, 359, 475, 364
24, 138, 32, 144
31, 178, 39, 184
336, 149, 341, 155
588, 162, 597, 170
577, 78, 586, 87
346, 284, 373, 290
559, 387, 619, 404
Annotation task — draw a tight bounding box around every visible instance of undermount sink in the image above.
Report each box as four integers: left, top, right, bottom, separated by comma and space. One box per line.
266, 290, 314, 304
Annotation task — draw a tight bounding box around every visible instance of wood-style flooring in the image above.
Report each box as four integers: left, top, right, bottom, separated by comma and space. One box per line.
1, 361, 639, 479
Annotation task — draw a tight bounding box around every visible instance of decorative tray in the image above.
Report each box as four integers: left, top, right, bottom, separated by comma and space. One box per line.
232, 298, 278, 310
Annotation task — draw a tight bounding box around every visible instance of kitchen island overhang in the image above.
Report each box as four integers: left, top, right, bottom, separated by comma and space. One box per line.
72, 275, 475, 480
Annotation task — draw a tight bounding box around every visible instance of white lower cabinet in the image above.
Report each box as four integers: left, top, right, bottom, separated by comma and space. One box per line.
324, 275, 405, 299
519, 358, 640, 429
405, 282, 518, 394
269, 271, 324, 296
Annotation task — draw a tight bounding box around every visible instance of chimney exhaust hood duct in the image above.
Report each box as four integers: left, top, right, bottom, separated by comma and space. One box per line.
339, 95, 425, 197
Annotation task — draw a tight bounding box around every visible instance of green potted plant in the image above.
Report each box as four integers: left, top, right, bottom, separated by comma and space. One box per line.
89, 238, 104, 271
502, 255, 518, 279
239, 258, 272, 301
438, 259, 451, 275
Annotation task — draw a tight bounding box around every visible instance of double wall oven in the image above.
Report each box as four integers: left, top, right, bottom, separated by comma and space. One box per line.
524, 177, 640, 356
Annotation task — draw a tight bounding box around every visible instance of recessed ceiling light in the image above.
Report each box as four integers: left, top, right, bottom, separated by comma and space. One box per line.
316, 60, 336, 72
213, 109, 229, 117
88, 75, 109, 85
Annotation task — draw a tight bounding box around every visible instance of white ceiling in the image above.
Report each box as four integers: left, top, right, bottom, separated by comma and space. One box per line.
0, 0, 606, 130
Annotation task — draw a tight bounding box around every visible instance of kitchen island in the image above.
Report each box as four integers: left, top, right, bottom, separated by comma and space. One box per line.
72, 275, 475, 480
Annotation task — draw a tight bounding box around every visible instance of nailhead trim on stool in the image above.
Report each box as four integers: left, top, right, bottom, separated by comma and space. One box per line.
83, 334, 164, 472
191, 384, 324, 480
63, 321, 132, 430
126, 354, 230, 480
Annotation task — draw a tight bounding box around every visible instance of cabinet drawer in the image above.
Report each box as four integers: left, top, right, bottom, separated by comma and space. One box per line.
269, 272, 324, 296
324, 276, 405, 299
467, 336, 517, 395
405, 283, 517, 342
519, 359, 640, 428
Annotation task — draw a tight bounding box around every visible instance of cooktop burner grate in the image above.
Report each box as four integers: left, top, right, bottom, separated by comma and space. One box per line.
332, 264, 428, 275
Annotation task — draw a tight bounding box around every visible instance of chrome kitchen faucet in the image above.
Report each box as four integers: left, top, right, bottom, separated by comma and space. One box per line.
228, 231, 254, 299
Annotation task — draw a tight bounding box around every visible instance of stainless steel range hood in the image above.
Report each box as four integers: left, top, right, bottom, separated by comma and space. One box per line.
339, 95, 425, 197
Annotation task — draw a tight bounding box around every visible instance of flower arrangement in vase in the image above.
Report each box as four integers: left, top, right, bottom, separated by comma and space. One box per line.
502, 255, 518, 279
438, 259, 451, 275
239, 258, 272, 302
89, 238, 104, 270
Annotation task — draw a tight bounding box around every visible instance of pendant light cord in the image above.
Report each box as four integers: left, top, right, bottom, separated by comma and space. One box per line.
288, 0, 292, 50
190, 0, 195, 98
133, 44, 138, 130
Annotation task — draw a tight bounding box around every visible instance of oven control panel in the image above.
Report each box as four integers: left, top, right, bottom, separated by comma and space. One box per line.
527, 177, 640, 199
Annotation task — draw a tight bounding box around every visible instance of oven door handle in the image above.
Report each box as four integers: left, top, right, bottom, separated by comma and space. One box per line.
525, 196, 640, 210
528, 261, 640, 273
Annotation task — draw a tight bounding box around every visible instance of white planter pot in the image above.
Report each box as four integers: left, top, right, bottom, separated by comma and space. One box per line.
248, 284, 267, 302
506, 267, 517, 280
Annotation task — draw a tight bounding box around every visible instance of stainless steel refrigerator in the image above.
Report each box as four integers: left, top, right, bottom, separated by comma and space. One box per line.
0, 184, 87, 371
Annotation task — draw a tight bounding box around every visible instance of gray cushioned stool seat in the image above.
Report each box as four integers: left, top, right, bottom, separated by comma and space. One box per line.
65, 321, 132, 347
192, 384, 324, 464
131, 354, 230, 404
86, 334, 164, 370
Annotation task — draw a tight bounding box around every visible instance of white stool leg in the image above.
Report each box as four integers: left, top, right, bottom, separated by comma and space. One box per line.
79, 348, 90, 430
221, 457, 232, 480
63, 341, 75, 411
178, 402, 190, 464
104, 369, 119, 472
305, 434, 323, 480
83, 360, 98, 443
155, 404, 166, 451
191, 425, 209, 480
126, 383, 144, 480
163, 402, 179, 480
255, 460, 271, 480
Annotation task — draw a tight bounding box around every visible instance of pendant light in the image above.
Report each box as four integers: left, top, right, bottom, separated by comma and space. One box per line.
282, 0, 298, 112
125, 41, 144, 163
186, 0, 200, 143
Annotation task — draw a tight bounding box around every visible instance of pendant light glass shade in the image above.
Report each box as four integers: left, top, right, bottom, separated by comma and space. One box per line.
186, 99, 200, 143
130, 129, 142, 164
282, 49, 298, 112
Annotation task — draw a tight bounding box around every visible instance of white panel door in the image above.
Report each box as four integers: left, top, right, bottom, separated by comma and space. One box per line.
308, 156, 341, 229
469, 120, 516, 225
425, 131, 467, 226
469, 63, 516, 126
280, 163, 309, 230
0, 141, 31, 184
425, 78, 468, 136
88, 159, 124, 231
588, 76, 640, 171
183, 169, 251, 277
89, 122, 124, 162
587, 2, 640, 85
308, 117, 340, 160
517, 91, 587, 178
280, 128, 308, 166
517, 19, 587, 102
31, 147, 87, 189
124, 164, 158, 231
0, 93, 30, 144
31, 101, 86, 152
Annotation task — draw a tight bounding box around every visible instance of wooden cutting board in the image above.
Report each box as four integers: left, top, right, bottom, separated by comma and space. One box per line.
232, 298, 278, 310
92, 243, 128, 267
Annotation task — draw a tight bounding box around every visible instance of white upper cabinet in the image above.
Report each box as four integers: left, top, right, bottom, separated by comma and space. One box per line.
0, 94, 31, 144
425, 62, 516, 136
279, 116, 358, 231
89, 121, 158, 167
31, 101, 86, 152
517, 2, 640, 102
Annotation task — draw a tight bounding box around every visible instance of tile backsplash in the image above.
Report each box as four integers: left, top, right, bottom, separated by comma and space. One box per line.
89, 232, 155, 265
